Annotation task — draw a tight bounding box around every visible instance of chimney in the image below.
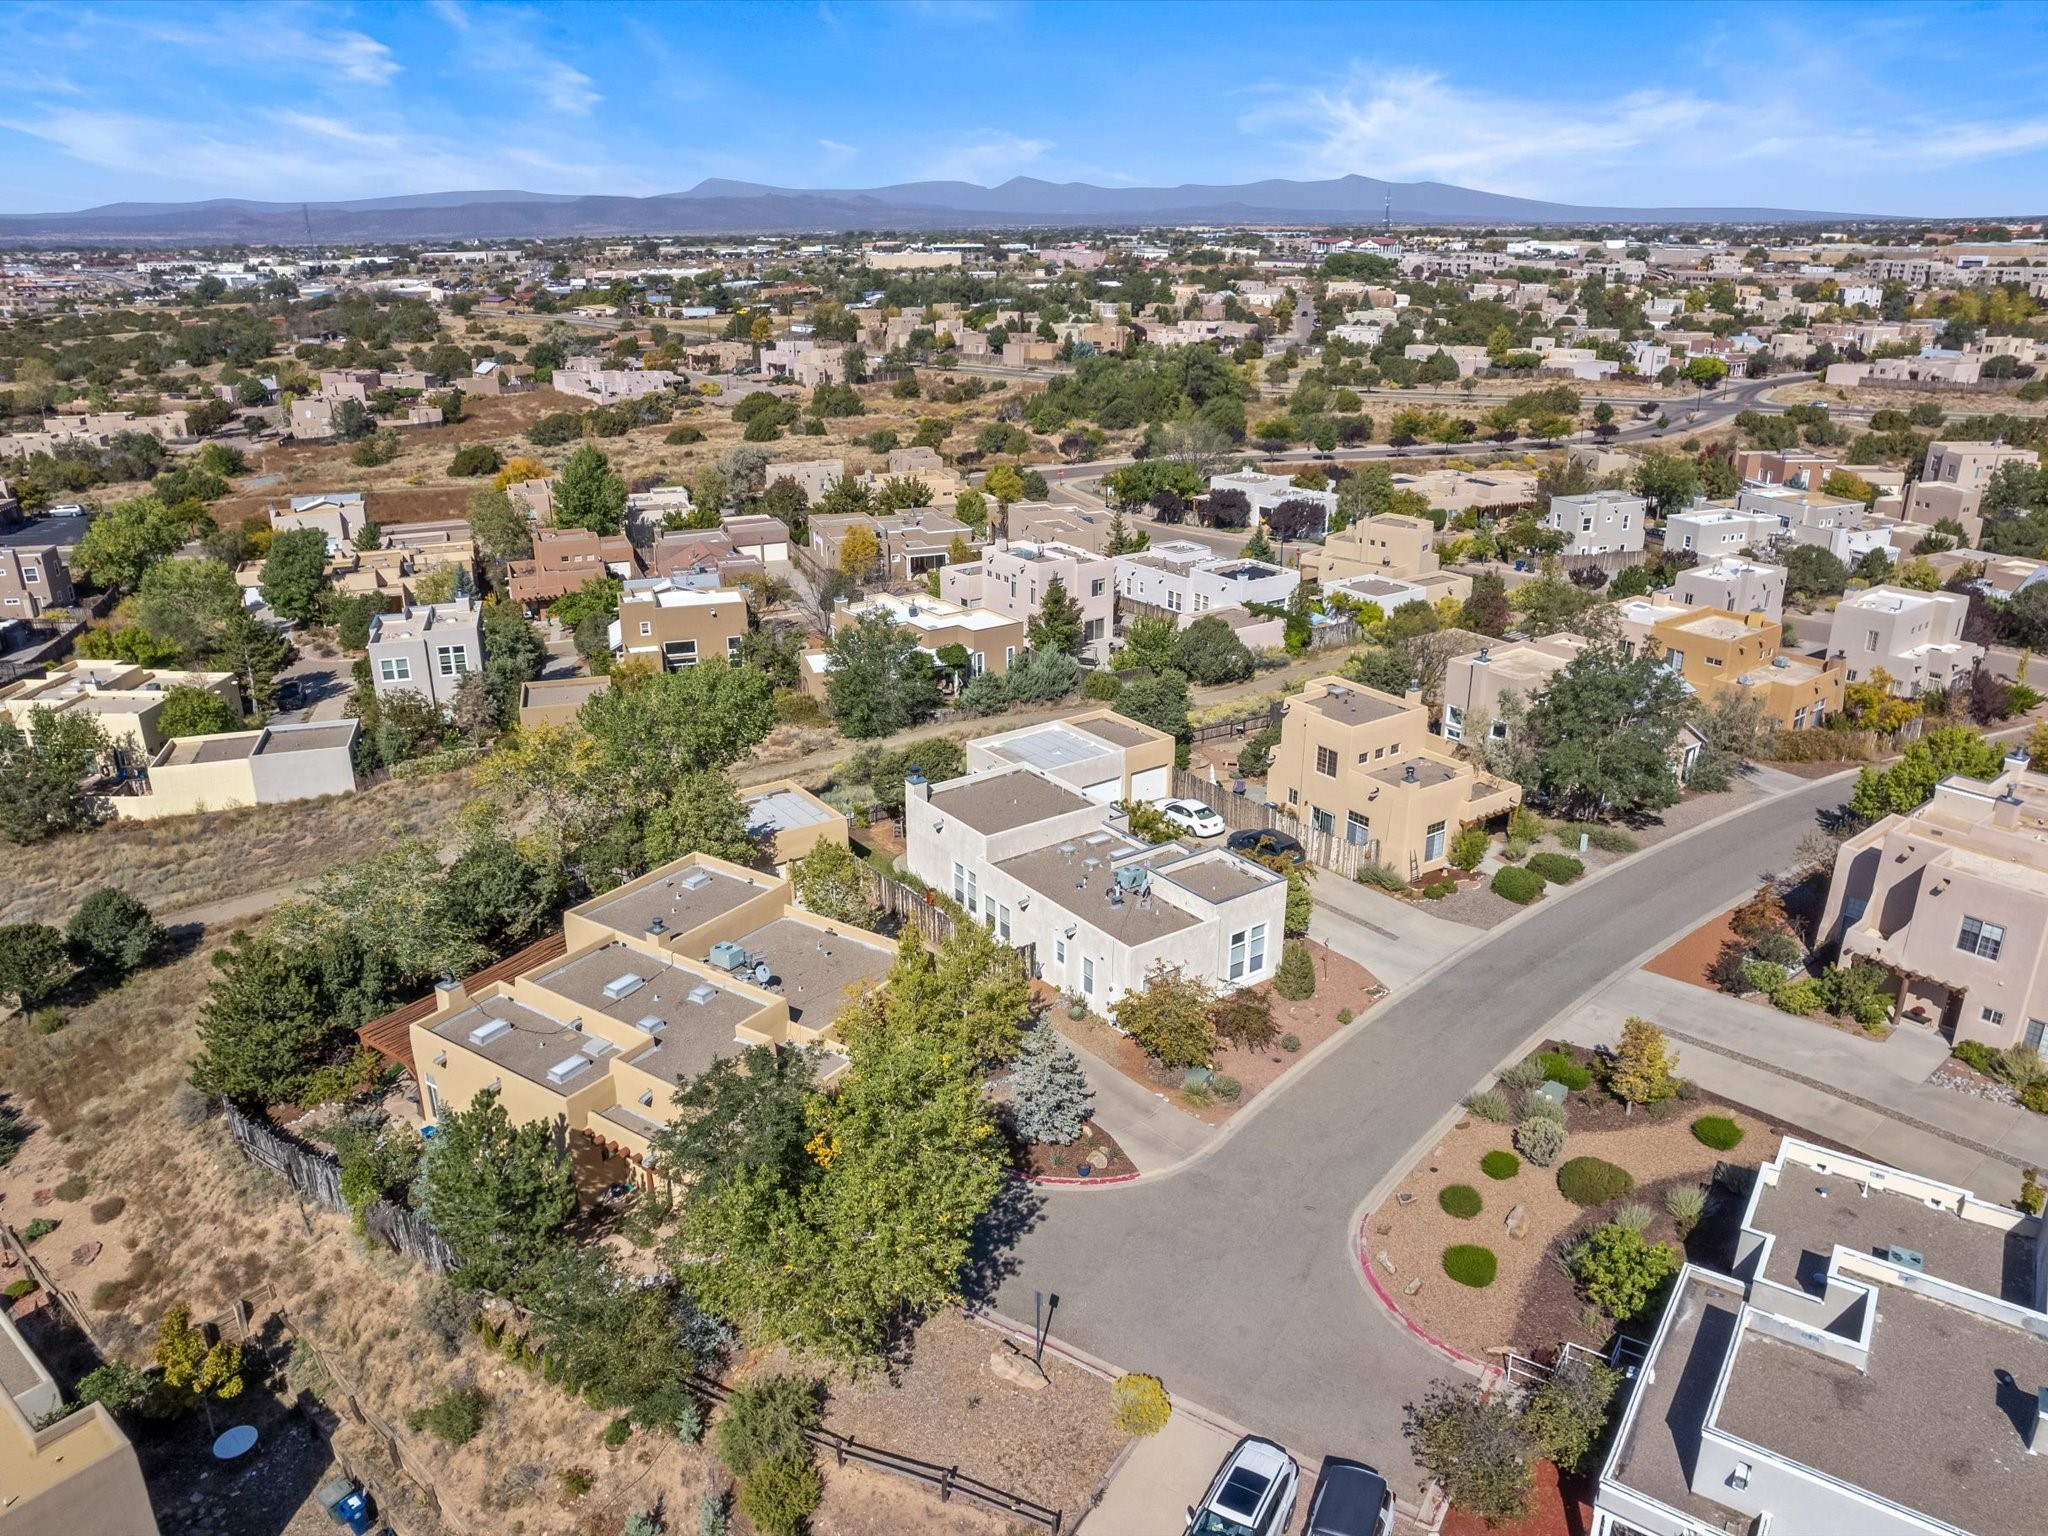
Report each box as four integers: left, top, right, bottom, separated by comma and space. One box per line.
1404, 763, 1417, 784
433, 972, 467, 1011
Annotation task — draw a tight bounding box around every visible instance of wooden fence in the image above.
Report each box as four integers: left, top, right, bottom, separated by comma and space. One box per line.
1167, 767, 1381, 880
1189, 701, 1282, 745
0, 1221, 106, 1355
858, 867, 1036, 974
687, 1372, 1064, 1532
223, 1103, 456, 1272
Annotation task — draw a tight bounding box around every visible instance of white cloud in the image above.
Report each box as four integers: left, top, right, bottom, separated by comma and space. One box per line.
144, 15, 401, 85
918, 131, 1049, 183
434, 2, 600, 116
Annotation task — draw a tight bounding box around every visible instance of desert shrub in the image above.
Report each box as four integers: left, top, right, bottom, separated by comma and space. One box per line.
1536, 1050, 1592, 1090
31, 1009, 66, 1035
558, 1467, 594, 1499
1405, 1380, 1533, 1522
448, 443, 502, 477
1953, 1040, 2001, 1074
1449, 824, 1490, 872
2023, 1082, 2048, 1115
1666, 1186, 1707, 1236
1440, 1183, 1482, 1218
1336, 1007, 1354, 1025
1442, 1245, 1498, 1288
1525, 852, 1584, 885
1480, 1150, 1520, 1180
1209, 987, 1277, 1051
1213, 1074, 1242, 1101
1355, 861, 1406, 891
664, 425, 706, 445
604, 1416, 633, 1448
1491, 866, 1545, 904
1280, 1032, 1301, 1053
1274, 942, 1316, 999
1514, 1117, 1566, 1167
411, 1281, 475, 1355
1522, 1089, 1566, 1124
1691, 1115, 1744, 1151
1708, 940, 1755, 994
54, 1175, 86, 1201
4, 1278, 35, 1301
1112, 1372, 1172, 1436
408, 1387, 487, 1447
74, 1359, 150, 1415
1816, 961, 1894, 1027
1560, 822, 1636, 853
1742, 960, 1789, 995
1770, 978, 1824, 1015
89, 1196, 126, 1224
739, 1455, 822, 1536
1611, 1202, 1655, 1235
675, 1396, 705, 1444
1998, 1046, 2048, 1092
1750, 929, 1803, 969
1421, 880, 1456, 900
1524, 1356, 1620, 1473
1568, 1222, 1678, 1320
1557, 1157, 1635, 1207
23, 1219, 55, 1242
1462, 1089, 1511, 1123
716, 1375, 820, 1479
1497, 1056, 1546, 1091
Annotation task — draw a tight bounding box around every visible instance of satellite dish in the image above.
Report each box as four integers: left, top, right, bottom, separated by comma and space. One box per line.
752, 962, 772, 987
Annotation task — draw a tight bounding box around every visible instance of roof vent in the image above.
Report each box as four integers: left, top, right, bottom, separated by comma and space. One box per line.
1886, 1244, 1926, 1271
603, 972, 646, 1001
1772, 655, 1790, 668
1404, 763, 1417, 783
645, 918, 667, 938
468, 1018, 511, 1046
545, 1055, 592, 1086
633, 1015, 666, 1035
687, 983, 718, 1006
678, 869, 713, 891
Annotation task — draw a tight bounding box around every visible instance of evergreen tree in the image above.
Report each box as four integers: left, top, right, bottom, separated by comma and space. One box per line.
1007, 1026, 1093, 1145
418, 1087, 577, 1294
211, 611, 291, 716
554, 444, 628, 535
1026, 575, 1085, 655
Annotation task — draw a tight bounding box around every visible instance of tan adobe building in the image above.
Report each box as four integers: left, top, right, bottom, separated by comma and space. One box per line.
1646, 606, 1842, 731
0, 1306, 159, 1536
1441, 634, 1591, 743
742, 779, 851, 869
1006, 501, 1118, 554
1824, 585, 1983, 696
1267, 677, 1521, 877
517, 674, 611, 730
809, 508, 981, 584
111, 719, 359, 820
939, 538, 1116, 662
762, 457, 845, 505
964, 712, 1177, 805
614, 580, 749, 671
0, 545, 71, 618
0, 661, 243, 770
1818, 751, 2048, 1049
819, 592, 1027, 690
1905, 440, 2039, 542
1302, 512, 1473, 604
507, 527, 638, 607
1922, 549, 2047, 601
401, 853, 895, 1185
1671, 556, 1786, 622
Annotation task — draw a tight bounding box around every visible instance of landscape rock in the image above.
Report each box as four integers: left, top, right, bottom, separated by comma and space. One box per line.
987, 1345, 1049, 1391
1505, 1204, 1529, 1240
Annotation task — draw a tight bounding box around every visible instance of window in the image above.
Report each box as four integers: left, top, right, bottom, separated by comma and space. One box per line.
1958, 917, 2005, 960
952, 861, 968, 905
1166, 589, 1182, 612
728, 635, 743, 659
1315, 745, 1338, 777
1005, 646, 1016, 668
639, 620, 652, 636
1425, 820, 1447, 862
1865, 629, 1880, 651
997, 903, 1011, 942
1082, 956, 1095, 996
1287, 787, 1299, 806
1312, 807, 1335, 836
2027, 1018, 2048, 1052
1346, 810, 1370, 846
1091, 578, 1106, 597
1705, 655, 1723, 667
1055, 937, 1067, 966
664, 639, 699, 668
20, 567, 36, 584
378, 656, 411, 683
1248, 922, 1267, 975
1982, 1007, 2006, 1028
424, 1077, 441, 1120
436, 644, 470, 678
1792, 707, 1809, 730
1580, 515, 1593, 532
972, 651, 986, 674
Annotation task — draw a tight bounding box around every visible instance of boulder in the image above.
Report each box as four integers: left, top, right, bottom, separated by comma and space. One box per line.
988, 1345, 1049, 1392
1506, 1203, 1529, 1240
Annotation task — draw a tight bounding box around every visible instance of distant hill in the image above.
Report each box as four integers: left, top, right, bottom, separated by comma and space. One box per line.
0, 174, 1877, 245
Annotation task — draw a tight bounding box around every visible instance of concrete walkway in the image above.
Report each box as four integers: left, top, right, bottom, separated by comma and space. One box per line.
1055, 1027, 1215, 1174
1309, 876, 1477, 990
1564, 969, 2048, 1200
1078, 1409, 1240, 1535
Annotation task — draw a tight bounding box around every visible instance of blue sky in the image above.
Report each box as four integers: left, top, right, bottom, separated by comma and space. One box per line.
1, 1, 2044, 216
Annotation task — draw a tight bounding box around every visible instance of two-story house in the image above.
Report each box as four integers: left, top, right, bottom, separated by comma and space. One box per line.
1113, 540, 1299, 626
940, 539, 1116, 662
613, 580, 750, 671
1672, 556, 1787, 622
0, 545, 73, 618
507, 526, 639, 608
1543, 491, 1646, 556
1647, 606, 1842, 731
1825, 585, 1983, 696
367, 596, 484, 708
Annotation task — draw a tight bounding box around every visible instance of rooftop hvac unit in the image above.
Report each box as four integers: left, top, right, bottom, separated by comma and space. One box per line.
468, 1018, 511, 1046
678, 869, 713, 891
707, 941, 749, 972
1115, 866, 1151, 894
545, 1055, 591, 1085
633, 1015, 666, 1035
603, 972, 645, 1001
687, 983, 718, 1006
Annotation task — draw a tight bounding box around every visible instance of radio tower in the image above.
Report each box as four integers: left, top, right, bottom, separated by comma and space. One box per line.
1384, 189, 1392, 232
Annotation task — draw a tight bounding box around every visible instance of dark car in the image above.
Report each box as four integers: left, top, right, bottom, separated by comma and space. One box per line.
1305, 1457, 1394, 1536
1227, 828, 1306, 866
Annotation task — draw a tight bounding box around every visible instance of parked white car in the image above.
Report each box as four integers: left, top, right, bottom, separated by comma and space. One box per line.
1155, 796, 1226, 840
1186, 1436, 1298, 1536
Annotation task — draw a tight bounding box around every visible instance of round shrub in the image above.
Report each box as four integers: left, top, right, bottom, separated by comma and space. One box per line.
1771, 977, 1825, 1015
664, 425, 706, 445
1213, 1074, 1243, 1101
1111, 1373, 1172, 1436
1274, 942, 1317, 1000
1491, 866, 1545, 905
1558, 1156, 1635, 1207
1280, 1033, 1301, 1053
1521, 1088, 1566, 1124
738, 1456, 822, 1536
1439, 1184, 1483, 1219
1691, 1115, 1744, 1151
1336, 1007, 1354, 1025
1525, 852, 1585, 885
447, 443, 503, 477
1442, 1245, 1498, 1288
1514, 1116, 1567, 1167
1536, 1050, 1593, 1090
1480, 1150, 1520, 1181
1084, 670, 1122, 700
603, 1415, 632, 1448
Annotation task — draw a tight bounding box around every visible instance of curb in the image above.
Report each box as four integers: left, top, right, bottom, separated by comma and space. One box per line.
1353, 1210, 1487, 1371
1019, 1169, 1142, 1189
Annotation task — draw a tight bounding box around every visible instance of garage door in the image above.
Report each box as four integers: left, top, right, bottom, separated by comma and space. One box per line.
1130, 766, 1169, 801
1082, 777, 1120, 805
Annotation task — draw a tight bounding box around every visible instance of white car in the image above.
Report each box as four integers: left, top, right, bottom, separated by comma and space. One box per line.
45, 503, 86, 517
1155, 797, 1226, 839
1187, 1436, 1299, 1536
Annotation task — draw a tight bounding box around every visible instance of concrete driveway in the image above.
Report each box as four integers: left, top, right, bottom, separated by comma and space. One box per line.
987, 776, 1852, 1491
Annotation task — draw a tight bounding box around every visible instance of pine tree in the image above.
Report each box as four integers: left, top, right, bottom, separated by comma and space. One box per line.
1609, 1016, 1679, 1108
1027, 575, 1085, 655
1244, 523, 1276, 562
1008, 1026, 1093, 1145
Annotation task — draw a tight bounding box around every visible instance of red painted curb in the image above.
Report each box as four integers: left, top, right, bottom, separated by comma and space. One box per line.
1356, 1212, 1486, 1369
1011, 1169, 1143, 1188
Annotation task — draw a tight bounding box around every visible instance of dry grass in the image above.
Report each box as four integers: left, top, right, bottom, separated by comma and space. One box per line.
0, 769, 475, 927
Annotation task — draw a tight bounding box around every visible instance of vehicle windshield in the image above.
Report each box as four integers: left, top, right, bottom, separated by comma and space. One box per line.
1189, 1511, 1256, 1536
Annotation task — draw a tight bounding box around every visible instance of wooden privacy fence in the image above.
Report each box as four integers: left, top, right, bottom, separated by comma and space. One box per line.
859, 866, 1036, 974
1189, 701, 1282, 745
1168, 767, 1380, 880
687, 1373, 1064, 1533
223, 1103, 456, 1272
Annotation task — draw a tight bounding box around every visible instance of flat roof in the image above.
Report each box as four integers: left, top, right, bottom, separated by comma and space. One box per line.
165, 734, 258, 765
1368, 756, 1460, 789
929, 770, 1095, 835
1157, 853, 1276, 906
744, 787, 837, 835
537, 939, 763, 1038
1607, 1271, 1751, 1527
733, 916, 894, 1029
1752, 1172, 2034, 1306
429, 996, 596, 1091
1071, 714, 1159, 750
577, 862, 773, 941
259, 722, 356, 755
1668, 613, 1756, 642
1304, 683, 1410, 727
996, 839, 1199, 945
0, 1318, 43, 1400
987, 723, 1119, 774
1720, 1283, 2048, 1535
521, 675, 610, 709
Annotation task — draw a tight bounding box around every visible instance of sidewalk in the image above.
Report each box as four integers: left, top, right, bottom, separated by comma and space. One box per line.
1055, 1027, 1215, 1174
1563, 969, 2048, 1199
1079, 1409, 1240, 1535
1309, 876, 1477, 990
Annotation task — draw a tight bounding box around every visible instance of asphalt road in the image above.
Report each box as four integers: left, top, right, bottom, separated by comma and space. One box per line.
988, 773, 1850, 1479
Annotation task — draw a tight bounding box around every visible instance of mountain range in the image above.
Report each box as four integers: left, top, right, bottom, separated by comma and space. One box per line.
0, 174, 1871, 245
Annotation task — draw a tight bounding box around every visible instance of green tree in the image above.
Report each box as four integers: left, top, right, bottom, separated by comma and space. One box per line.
0, 924, 69, 1012
211, 611, 291, 716
1026, 575, 1085, 655
155, 1304, 246, 1423
133, 557, 241, 664
983, 463, 1025, 513
156, 685, 242, 739
434, 832, 563, 955
1007, 1025, 1093, 1145
1850, 725, 2004, 820
519, 1245, 712, 1426
554, 444, 628, 536
0, 711, 111, 844
1404, 1379, 1534, 1523
1114, 673, 1192, 745
1111, 963, 1215, 1068
65, 887, 167, 977
73, 495, 191, 592
823, 612, 942, 738
189, 931, 346, 1106
1115, 615, 1181, 674
468, 486, 532, 563
1523, 1356, 1619, 1473
1522, 645, 1688, 820
846, 922, 1034, 1067
1783, 544, 1849, 600
653, 1044, 817, 1198
419, 1087, 577, 1294
1630, 450, 1700, 519
259, 527, 331, 623
788, 840, 880, 928
580, 663, 777, 788
644, 771, 759, 866
1608, 1016, 1679, 1106
479, 600, 545, 727
1172, 615, 1255, 685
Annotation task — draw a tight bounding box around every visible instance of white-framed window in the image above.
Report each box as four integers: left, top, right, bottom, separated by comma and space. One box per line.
639, 621, 652, 636
952, 861, 968, 905
1958, 916, 2005, 960
1005, 646, 1015, 668
1347, 810, 1370, 846
728, 635, 743, 660
1090, 578, 1106, 597
379, 656, 411, 683
1982, 1007, 2006, 1027
997, 903, 1011, 941
20, 567, 37, 584
435, 644, 470, 678
1315, 745, 1338, 777
1425, 820, 1447, 862
424, 1076, 441, 1119
1055, 937, 1067, 966
1312, 807, 1334, 836
1287, 787, 1299, 805
1228, 922, 1268, 981
1082, 956, 1095, 996
1249, 922, 1267, 975
2028, 1018, 2048, 1052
